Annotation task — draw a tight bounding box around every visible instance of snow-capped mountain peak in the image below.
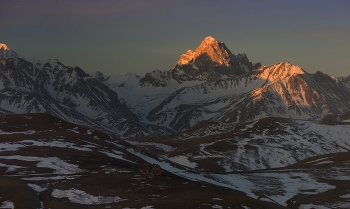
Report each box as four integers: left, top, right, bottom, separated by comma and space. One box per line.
169, 36, 258, 84
202, 35, 217, 43
4, 37, 350, 139
176, 36, 232, 67
0, 43, 19, 59
257, 61, 306, 82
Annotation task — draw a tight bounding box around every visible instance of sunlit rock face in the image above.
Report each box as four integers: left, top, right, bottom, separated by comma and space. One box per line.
256, 62, 305, 81
177, 36, 232, 67
92, 36, 350, 132
171, 36, 259, 83
0, 43, 9, 50
4, 37, 350, 136
0, 43, 19, 59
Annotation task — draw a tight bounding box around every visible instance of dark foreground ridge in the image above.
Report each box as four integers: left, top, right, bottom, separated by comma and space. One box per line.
0, 113, 285, 209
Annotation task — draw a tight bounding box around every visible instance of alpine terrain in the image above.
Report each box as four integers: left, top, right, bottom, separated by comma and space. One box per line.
1, 37, 350, 208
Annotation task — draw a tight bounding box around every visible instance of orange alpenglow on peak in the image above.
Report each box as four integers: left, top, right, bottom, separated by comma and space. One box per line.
201, 36, 218, 43
0, 43, 9, 50
257, 62, 306, 81
176, 36, 232, 67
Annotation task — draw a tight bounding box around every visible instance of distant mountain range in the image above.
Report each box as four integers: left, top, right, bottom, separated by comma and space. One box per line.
1, 37, 350, 137
0, 44, 170, 138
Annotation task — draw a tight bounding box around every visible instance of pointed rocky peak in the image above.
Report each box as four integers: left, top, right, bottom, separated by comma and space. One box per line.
257, 62, 306, 81
169, 37, 259, 84
199, 36, 219, 47
341, 75, 350, 89
176, 36, 233, 67
312, 70, 340, 83
177, 49, 195, 65
340, 75, 350, 84
0, 43, 19, 59
90, 71, 107, 82
314, 70, 330, 77
0, 43, 9, 50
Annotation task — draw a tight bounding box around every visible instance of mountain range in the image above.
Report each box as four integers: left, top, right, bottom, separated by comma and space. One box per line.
92, 36, 350, 133
2, 37, 350, 208
2, 38, 350, 137
0, 44, 172, 138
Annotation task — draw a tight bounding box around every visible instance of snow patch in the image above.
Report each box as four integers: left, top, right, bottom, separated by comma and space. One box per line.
127, 141, 175, 152
51, 188, 125, 205
340, 194, 350, 198
0, 155, 83, 174
140, 206, 154, 209
0, 130, 35, 135
167, 156, 197, 168
0, 201, 14, 209
0, 162, 26, 172
305, 157, 331, 164
22, 176, 66, 181
27, 183, 47, 193
100, 150, 136, 164
314, 160, 333, 165
0, 139, 92, 152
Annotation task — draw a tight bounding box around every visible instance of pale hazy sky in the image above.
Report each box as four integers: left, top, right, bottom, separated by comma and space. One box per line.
1, 0, 350, 76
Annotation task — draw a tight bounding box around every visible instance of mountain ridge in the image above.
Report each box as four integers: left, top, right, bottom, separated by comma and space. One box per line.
0, 43, 19, 59
176, 36, 233, 67
170, 36, 259, 83
0, 45, 173, 138
88, 37, 350, 132
2, 38, 350, 136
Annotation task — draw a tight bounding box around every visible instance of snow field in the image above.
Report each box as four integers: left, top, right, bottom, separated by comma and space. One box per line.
112, 142, 337, 207
0, 155, 83, 175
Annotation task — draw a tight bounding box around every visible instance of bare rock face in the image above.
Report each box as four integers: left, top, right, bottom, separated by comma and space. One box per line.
139, 163, 151, 175
171, 36, 257, 83
139, 163, 162, 177
149, 164, 162, 176
176, 36, 232, 67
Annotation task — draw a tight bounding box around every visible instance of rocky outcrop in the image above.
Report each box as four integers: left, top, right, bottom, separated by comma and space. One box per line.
139, 163, 162, 177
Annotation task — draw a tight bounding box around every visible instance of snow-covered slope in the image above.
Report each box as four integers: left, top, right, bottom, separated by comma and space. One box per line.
3, 37, 350, 137
0, 44, 171, 138
92, 71, 180, 120
214, 63, 350, 123
92, 36, 261, 129
146, 62, 350, 131
93, 37, 350, 133
161, 118, 350, 172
